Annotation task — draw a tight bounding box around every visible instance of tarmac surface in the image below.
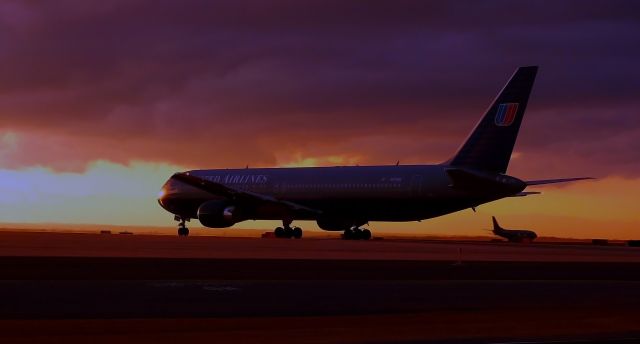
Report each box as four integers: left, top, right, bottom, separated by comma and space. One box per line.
0, 231, 639, 343
2, 231, 640, 262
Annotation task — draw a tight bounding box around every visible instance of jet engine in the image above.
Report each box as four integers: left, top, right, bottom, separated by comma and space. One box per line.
197, 200, 237, 228
316, 218, 355, 231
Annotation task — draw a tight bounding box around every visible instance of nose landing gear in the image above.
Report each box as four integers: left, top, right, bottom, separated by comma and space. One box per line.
176, 216, 190, 237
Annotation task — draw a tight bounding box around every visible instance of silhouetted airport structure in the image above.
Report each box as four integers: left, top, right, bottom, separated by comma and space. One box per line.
158, 66, 591, 238
491, 216, 538, 243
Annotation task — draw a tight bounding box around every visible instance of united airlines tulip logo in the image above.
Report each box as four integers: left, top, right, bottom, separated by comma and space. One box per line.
494, 103, 519, 126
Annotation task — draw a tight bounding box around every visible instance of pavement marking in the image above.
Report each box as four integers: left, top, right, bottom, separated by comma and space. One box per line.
148, 281, 240, 292
490, 338, 640, 344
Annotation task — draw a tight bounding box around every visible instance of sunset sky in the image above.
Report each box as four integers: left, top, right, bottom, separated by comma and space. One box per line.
0, 1, 638, 238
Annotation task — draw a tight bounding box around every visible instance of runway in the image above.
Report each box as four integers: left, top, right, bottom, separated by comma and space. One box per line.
0, 232, 639, 343
2, 231, 639, 262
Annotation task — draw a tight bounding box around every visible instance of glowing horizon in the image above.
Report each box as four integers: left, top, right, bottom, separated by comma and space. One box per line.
0, 159, 637, 240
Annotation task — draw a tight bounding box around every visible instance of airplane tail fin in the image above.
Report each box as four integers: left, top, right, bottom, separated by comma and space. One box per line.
447, 66, 538, 174
492, 216, 503, 231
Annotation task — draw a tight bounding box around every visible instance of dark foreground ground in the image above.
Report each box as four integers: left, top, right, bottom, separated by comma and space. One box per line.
0, 232, 639, 343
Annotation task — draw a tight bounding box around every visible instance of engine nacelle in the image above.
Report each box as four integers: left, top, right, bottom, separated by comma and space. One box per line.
197, 200, 237, 228
316, 218, 354, 232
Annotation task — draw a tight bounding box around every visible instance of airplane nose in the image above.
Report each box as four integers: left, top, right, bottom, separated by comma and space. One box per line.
157, 180, 173, 209
157, 188, 167, 201
157, 177, 184, 211
157, 188, 168, 209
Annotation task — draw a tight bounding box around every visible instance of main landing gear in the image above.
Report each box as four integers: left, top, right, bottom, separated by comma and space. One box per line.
343, 227, 372, 240
176, 216, 189, 237
273, 219, 303, 239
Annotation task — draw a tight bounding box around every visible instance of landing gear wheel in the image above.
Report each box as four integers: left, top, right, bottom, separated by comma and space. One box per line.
284, 227, 294, 238
274, 220, 303, 239
177, 217, 189, 237
343, 227, 371, 240
343, 228, 354, 240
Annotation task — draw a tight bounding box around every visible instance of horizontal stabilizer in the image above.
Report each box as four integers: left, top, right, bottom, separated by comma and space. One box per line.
525, 177, 594, 186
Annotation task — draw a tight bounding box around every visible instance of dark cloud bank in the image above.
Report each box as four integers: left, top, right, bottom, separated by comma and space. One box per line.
0, 0, 638, 177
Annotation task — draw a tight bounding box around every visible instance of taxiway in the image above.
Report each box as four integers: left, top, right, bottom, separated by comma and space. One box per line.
0, 231, 638, 343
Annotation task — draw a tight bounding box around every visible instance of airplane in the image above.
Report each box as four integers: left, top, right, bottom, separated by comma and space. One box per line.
489, 216, 538, 243
158, 66, 593, 239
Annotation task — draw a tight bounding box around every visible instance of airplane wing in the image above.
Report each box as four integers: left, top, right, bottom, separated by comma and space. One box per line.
525, 177, 594, 186
508, 191, 542, 197
170, 172, 322, 215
